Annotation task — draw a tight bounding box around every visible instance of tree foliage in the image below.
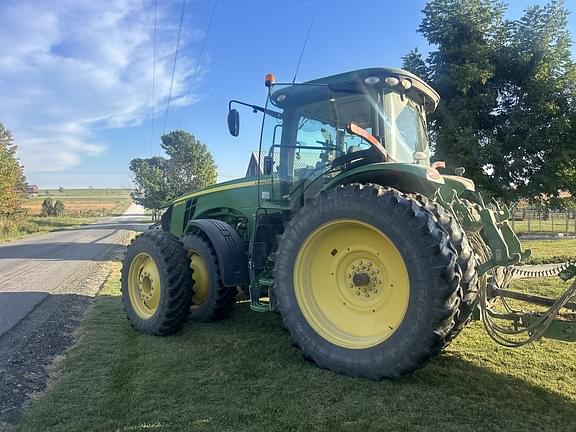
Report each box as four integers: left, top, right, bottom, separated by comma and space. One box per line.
41, 198, 65, 217
0, 123, 26, 214
130, 156, 169, 210
404, 0, 576, 203
130, 130, 217, 209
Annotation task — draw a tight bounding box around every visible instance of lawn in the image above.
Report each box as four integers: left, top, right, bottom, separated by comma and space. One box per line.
14, 239, 576, 432
0, 189, 133, 242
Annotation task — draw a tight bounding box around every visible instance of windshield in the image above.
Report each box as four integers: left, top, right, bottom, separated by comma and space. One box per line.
263, 86, 377, 183
259, 84, 428, 192
381, 91, 428, 163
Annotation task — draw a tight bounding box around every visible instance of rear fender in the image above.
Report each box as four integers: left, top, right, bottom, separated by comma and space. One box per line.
183, 219, 249, 287
323, 163, 444, 197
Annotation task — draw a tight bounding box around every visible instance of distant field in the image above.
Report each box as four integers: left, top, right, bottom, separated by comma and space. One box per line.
0, 189, 133, 242
23, 189, 132, 217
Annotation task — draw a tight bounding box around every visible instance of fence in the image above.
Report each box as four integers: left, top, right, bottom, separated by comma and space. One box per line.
509, 208, 576, 234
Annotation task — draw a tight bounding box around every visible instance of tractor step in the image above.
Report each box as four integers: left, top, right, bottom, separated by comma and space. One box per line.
248, 281, 272, 313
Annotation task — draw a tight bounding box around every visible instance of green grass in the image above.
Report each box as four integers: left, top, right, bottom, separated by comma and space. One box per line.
521, 239, 576, 264
15, 265, 576, 432
0, 214, 97, 242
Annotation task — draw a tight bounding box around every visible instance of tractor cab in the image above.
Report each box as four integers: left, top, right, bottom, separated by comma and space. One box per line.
228, 68, 441, 208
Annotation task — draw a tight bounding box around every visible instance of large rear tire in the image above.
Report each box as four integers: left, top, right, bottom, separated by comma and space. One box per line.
182, 234, 236, 322
414, 195, 479, 344
274, 184, 461, 379
121, 230, 193, 335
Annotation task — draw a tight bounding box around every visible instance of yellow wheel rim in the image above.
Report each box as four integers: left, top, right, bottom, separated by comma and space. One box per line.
189, 251, 209, 308
294, 219, 410, 349
127, 252, 161, 319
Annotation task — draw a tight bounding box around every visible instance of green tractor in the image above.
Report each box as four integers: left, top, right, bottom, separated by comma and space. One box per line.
122, 67, 576, 379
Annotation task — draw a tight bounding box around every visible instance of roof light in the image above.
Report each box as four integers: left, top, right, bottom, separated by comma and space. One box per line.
364, 75, 381, 85
384, 76, 400, 86
265, 73, 276, 87
413, 151, 427, 161
401, 78, 412, 90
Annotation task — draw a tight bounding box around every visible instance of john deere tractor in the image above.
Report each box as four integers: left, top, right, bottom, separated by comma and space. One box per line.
122, 67, 576, 379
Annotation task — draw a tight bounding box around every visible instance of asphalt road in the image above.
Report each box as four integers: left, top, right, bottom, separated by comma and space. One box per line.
0, 203, 149, 425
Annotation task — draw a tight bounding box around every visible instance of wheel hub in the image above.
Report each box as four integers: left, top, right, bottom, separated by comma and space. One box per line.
138, 271, 155, 301
347, 259, 383, 299
127, 252, 161, 319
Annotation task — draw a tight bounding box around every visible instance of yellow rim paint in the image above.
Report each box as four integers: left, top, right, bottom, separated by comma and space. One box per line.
173, 179, 260, 204
128, 252, 161, 319
189, 251, 210, 307
293, 219, 410, 349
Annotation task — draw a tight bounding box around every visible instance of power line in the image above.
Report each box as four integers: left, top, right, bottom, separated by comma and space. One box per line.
149, 0, 158, 155
176, 0, 218, 129
161, 0, 187, 135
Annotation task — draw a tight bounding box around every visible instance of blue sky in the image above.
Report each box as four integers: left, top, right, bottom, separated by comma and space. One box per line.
1, 0, 574, 188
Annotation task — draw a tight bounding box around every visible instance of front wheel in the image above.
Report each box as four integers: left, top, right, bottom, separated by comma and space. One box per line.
274, 184, 461, 379
121, 230, 193, 335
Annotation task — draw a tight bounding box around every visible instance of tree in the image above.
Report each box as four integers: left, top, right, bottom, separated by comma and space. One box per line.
41, 198, 53, 216
0, 123, 26, 214
490, 1, 576, 204
41, 198, 65, 216
161, 130, 217, 197
130, 156, 170, 210
130, 130, 217, 209
53, 200, 65, 216
403, 0, 576, 203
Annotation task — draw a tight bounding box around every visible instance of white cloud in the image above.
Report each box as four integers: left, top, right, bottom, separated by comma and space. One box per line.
0, 0, 202, 174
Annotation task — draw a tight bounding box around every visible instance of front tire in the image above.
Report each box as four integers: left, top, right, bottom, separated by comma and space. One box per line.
274, 184, 461, 379
121, 230, 193, 335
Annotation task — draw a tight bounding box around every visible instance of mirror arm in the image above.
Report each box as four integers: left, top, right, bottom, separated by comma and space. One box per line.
229, 100, 282, 119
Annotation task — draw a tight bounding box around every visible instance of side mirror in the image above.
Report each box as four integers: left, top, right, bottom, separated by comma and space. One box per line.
227, 109, 240, 137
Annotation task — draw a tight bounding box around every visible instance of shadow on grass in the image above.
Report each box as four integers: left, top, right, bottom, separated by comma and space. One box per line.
15, 293, 576, 432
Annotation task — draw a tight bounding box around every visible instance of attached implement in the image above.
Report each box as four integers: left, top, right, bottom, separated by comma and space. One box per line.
121, 67, 576, 379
